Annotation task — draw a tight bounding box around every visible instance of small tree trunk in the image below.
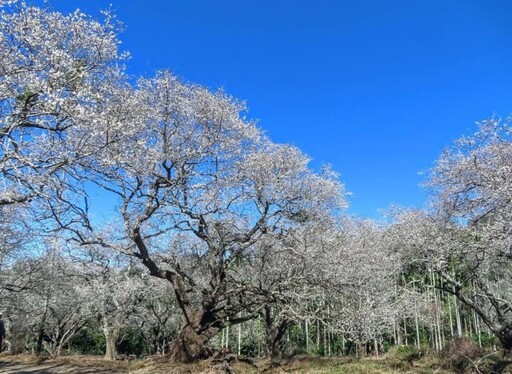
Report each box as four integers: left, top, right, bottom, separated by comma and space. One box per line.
316, 319, 320, 352
396, 320, 402, 345
454, 290, 463, 337
305, 319, 309, 352
322, 322, 327, 356
404, 318, 409, 346
447, 288, 454, 338
225, 324, 230, 349
36, 307, 49, 356
36, 328, 45, 356
258, 316, 262, 357
237, 322, 241, 355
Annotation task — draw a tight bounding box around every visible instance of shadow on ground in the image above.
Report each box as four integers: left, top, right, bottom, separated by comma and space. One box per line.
0, 359, 126, 374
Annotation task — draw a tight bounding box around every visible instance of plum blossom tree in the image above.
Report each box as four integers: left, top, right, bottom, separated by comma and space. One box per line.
324, 218, 404, 356
0, 1, 127, 206
134, 278, 181, 355
2, 246, 93, 356
51, 70, 346, 362
33, 253, 91, 357
0, 204, 28, 265
76, 252, 148, 361
1, 2, 348, 362
251, 218, 341, 359
423, 118, 512, 350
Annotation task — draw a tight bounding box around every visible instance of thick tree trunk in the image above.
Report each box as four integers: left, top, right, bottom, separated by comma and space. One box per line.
263, 307, 291, 360
498, 325, 512, 351
53, 344, 62, 357
266, 321, 289, 359
104, 328, 118, 361
356, 341, 365, 358
168, 324, 210, 363
132, 227, 256, 362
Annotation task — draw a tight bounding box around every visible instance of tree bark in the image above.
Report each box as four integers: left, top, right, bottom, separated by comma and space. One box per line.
237, 321, 241, 355
104, 328, 118, 361
498, 325, 512, 351
356, 341, 365, 358
167, 305, 223, 363
439, 271, 512, 351
132, 227, 257, 362
305, 319, 309, 352
36, 297, 50, 356
267, 323, 290, 360
168, 324, 211, 363
263, 306, 291, 360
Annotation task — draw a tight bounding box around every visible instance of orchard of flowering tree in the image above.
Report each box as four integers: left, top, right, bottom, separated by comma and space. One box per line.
1, 2, 512, 373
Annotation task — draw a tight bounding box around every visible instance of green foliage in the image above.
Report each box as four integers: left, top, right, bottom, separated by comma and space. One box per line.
117, 327, 148, 358
290, 346, 309, 356
68, 325, 106, 355
288, 323, 308, 353
330, 339, 344, 356
387, 344, 420, 358
15, 90, 37, 104
240, 341, 259, 357
381, 340, 392, 353
476, 332, 498, 347
312, 343, 326, 356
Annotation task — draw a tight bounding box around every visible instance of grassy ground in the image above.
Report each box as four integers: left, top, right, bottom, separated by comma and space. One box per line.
0, 353, 452, 374
250, 356, 451, 374
2, 352, 511, 373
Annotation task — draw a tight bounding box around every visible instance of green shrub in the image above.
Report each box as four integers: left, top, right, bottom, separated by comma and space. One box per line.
117, 327, 148, 358
68, 326, 106, 355
387, 344, 419, 358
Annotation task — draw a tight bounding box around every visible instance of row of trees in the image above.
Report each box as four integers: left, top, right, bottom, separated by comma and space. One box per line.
0, 209, 506, 360
1, 1, 511, 362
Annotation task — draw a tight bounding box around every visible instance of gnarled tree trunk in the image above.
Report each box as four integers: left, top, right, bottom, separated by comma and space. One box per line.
264, 306, 291, 361
440, 274, 512, 352
133, 228, 258, 363
103, 327, 119, 361
169, 324, 210, 362
498, 325, 512, 351
168, 309, 221, 363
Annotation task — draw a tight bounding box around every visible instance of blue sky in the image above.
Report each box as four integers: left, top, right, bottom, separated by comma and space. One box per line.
47, 0, 512, 218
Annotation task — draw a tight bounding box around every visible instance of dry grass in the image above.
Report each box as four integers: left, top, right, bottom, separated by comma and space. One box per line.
0, 353, 457, 374
252, 355, 451, 374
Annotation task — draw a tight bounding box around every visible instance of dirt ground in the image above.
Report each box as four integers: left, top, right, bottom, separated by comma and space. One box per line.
0, 354, 258, 374
0, 355, 129, 374
0, 353, 458, 374
0, 360, 114, 373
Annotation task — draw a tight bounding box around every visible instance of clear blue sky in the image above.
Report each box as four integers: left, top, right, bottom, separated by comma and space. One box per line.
46, 0, 512, 218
